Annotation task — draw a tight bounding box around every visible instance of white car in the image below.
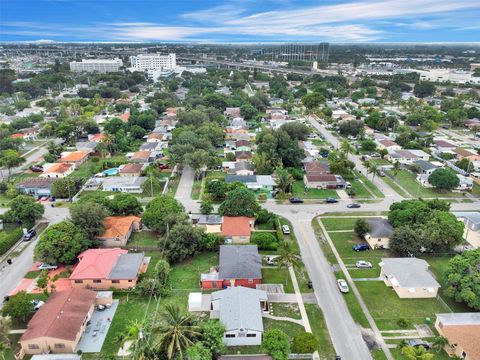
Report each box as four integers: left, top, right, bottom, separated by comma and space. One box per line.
265, 255, 279, 265
32, 300, 45, 311
281, 225, 291, 235
356, 260, 373, 268
337, 279, 349, 293
38, 263, 58, 270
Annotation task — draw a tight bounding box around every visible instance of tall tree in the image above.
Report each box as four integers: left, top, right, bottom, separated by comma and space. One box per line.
275, 168, 294, 194
0, 149, 25, 177
5, 195, 44, 224
69, 202, 108, 240
218, 187, 259, 217
142, 195, 184, 234
276, 242, 301, 285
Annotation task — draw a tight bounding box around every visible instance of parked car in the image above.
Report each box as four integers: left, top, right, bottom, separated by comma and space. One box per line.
23, 229, 36, 241
356, 260, 373, 268
406, 339, 430, 350
281, 225, 290, 235
30, 165, 44, 173
159, 164, 169, 169
265, 255, 279, 265
347, 203, 361, 208
272, 189, 280, 197
37, 263, 58, 270
32, 300, 45, 311
379, 170, 386, 177
289, 197, 304, 204
337, 279, 349, 293
307, 280, 313, 289
345, 181, 352, 189
352, 243, 370, 252
326, 197, 339, 203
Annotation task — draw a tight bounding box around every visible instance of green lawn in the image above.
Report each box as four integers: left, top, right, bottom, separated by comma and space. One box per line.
263, 317, 305, 338
191, 178, 202, 200
320, 217, 357, 231
381, 175, 410, 198
270, 303, 301, 319
128, 231, 159, 248
206, 170, 226, 180
334, 271, 370, 328
262, 267, 294, 293
355, 171, 385, 198
70, 155, 128, 180
292, 180, 339, 199
169, 252, 219, 290
165, 177, 179, 196
328, 231, 384, 260
350, 178, 374, 199
305, 304, 336, 359
355, 281, 449, 330
388, 170, 461, 198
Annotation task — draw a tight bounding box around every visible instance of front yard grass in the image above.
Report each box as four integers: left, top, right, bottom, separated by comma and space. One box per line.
270, 303, 301, 320
320, 217, 357, 231
305, 304, 336, 359
355, 171, 385, 198
128, 231, 159, 248
355, 281, 449, 331
387, 170, 461, 198
191, 178, 202, 200
168, 252, 219, 290
292, 180, 338, 199
263, 317, 305, 338
262, 267, 294, 293
333, 271, 370, 328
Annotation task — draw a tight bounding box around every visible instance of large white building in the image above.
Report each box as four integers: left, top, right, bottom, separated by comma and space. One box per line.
69, 59, 123, 73
129, 53, 176, 71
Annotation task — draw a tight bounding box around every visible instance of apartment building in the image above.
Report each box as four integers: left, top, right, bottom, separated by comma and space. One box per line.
69, 59, 123, 73
129, 53, 176, 71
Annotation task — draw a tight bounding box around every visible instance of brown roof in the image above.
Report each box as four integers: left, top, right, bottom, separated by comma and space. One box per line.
454, 148, 476, 157
148, 133, 163, 140
119, 163, 144, 174
131, 151, 151, 160
305, 174, 338, 182
304, 161, 329, 174
59, 151, 89, 163
98, 216, 141, 239
43, 162, 74, 174
434, 140, 455, 148
379, 139, 399, 147
221, 216, 253, 237
20, 289, 96, 342
235, 140, 251, 148
442, 325, 480, 359
235, 151, 252, 159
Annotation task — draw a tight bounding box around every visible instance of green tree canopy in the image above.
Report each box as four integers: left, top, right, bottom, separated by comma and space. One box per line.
1, 291, 33, 321
104, 193, 143, 216
164, 224, 204, 263
262, 329, 291, 360
69, 201, 108, 240
5, 194, 44, 225
428, 168, 460, 191
218, 187, 260, 217
142, 195, 184, 234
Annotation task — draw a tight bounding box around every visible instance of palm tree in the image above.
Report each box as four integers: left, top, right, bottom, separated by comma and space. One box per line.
275, 168, 294, 194
392, 161, 401, 177
367, 161, 379, 182
276, 241, 301, 285
402, 346, 434, 360
340, 140, 354, 157
153, 304, 200, 360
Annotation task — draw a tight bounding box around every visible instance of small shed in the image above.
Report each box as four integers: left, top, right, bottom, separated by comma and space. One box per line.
188, 292, 203, 311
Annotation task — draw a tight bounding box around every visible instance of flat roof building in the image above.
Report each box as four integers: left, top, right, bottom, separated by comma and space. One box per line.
129, 53, 176, 71
69, 59, 123, 73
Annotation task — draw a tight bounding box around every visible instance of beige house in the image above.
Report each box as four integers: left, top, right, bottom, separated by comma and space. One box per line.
193, 215, 223, 234
435, 313, 480, 360
380, 258, 440, 298
19, 289, 97, 355
70, 248, 149, 290
96, 216, 142, 247
364, 218, 394, 249
41, 163, 75, 178
453, 212, 480, 249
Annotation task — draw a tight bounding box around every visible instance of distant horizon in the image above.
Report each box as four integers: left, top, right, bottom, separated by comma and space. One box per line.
1, 0, 480, 43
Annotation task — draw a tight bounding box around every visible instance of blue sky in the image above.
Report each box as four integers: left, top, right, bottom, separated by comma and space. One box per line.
1, 0, 480, 43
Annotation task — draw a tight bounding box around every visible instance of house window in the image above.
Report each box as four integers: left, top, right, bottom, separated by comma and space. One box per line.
112, 280, 120, 284
93, 280, 102, 283
74, 280, 83, 284
225, 334, 235, 338
54, 344, 66, 349
28, 344, 39, 350
246, 334, 256, 338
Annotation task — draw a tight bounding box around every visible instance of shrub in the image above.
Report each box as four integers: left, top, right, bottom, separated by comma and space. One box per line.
292, 332, 319, 353
251, 232, 278, 250
397, 318, 410, 328
0, 228, 23, 255
256, 209, 276, 224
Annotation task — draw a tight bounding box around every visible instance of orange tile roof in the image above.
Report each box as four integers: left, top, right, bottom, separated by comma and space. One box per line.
20, 288, 96, 342
120, 112, 130, 122
148, 133, 163, 140
59, 151, 89, 163
221, 216, 253, 237
98, 216, 141, 239
43, 162, 74, 174
11, 133, 24, 138
442, 325, 480, 359
70, 248, 127, 280
89, 133, 105, 142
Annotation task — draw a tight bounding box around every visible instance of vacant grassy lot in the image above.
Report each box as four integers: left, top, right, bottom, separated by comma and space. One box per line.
168, 252, 218, 290
321, 217, 357, 231
355, 281, 449, 330
292, 180, 338, 199
388, 170, 462, 198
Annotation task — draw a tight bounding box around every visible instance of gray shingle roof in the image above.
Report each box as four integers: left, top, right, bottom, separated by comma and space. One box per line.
109, 253, 144, 280
414, 160, 437, 171
225, 175, 257, 184
234, 162, 253, 171
381, 258, 440, 288
196, 215, 223, 225
219, 245, 262, 280
211, 286, 267, 332
366, 218, 394, 238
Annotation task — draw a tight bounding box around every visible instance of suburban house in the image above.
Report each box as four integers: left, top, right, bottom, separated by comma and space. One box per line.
413, 160, 439, 175
453, 148, 480, 161
235, 151, 253, 162
416, 173, 473, 191
70, 248, 149, 290
58, 151, 90, 167
433, 139, 456, 152
129, 150, 155, 163
303, 160, 330, 174
364, 218, 394, 249
75, 141, 98, 154
379, 258, 440, 298
19, 288, 97, 355
376, 139, 401, 151
96, 216, 142, 247
225, 175, 276, 192
101, 176, 147, 193
17, 178, 56, 199
118, 163, 146, 177
387, 149, 430, 165
147, 133, 164, 143
192, 215, 224, 234
211, 286, 268, 346
201, 245, 262, 289
224, 107, 241, 118
88, 133, 105, 143
304, 173, 346, 189
221, 216, 255, 243
435, 313, 480, 360
453, 212, 480, 248
41, 163, 75, 178
234, 162, 254, 176
299, 141, 319, 157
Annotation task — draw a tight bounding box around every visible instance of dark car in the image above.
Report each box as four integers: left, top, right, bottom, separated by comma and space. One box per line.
289, 197, 304, 204
272, 189, 280, 198
406, 339, 430, 350
326, 197, 339, 203
23, 229, 36, 241
159, 164, 169, 169
347, 203, 361, 208
352, 243, 370, 251
30, 165, 44, 173
307, 280, 313, 289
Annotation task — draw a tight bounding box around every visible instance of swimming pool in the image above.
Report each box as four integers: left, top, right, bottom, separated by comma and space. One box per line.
102, 168, 119, 176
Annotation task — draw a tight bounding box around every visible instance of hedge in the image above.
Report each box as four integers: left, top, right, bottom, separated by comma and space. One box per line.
251, 232, 278, 250
0, 228, 23, 255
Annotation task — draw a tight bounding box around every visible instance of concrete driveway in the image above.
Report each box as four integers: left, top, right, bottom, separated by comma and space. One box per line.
76, 300, 119, 353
